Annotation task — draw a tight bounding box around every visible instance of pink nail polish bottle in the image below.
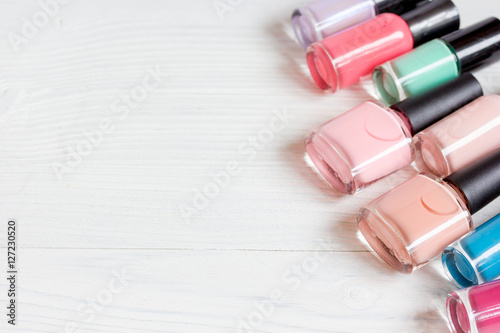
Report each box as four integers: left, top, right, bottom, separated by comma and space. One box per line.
415, 94, 500, 178
448, 279, 500, 333
358, 149, 500, 274
306, 73, 482, 194
306, 0, 459, 92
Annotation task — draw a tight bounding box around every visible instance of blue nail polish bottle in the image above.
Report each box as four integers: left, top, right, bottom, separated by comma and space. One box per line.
442, 213, 500, 288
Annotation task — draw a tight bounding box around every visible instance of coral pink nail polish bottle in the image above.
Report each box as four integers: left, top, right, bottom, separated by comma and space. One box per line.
306, 73, 482, 194
448, 279, 500, 333
306, 0, 460, 92
358, 149, 500, 274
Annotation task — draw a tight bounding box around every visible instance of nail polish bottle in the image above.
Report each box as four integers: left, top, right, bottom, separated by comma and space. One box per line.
292, 0, 426, 50
447, 279, 500, 333
306, 73, 482, 194
306, 0, 459, 92
414, 94, 500, 178
443, 213, 500, 288
374, 17, 500, 104
358, 149, 500, 274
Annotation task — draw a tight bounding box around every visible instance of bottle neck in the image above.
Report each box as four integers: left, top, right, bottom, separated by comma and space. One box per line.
439, 38, 462, 73
374, 0, 401, 15
392, 109, 413, 135
443, 180, 469, 210
372, 101, 413, 137
372, 0, 380, 14
374, 0, 421, 16
401, 0, 460, 48
420, 173, 472, 220
441, 18, 500, 74
442, 179, 478, 228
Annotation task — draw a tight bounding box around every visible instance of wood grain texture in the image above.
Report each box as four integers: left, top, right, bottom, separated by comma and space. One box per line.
0, 0, 499, 332
3, 249, 457, 333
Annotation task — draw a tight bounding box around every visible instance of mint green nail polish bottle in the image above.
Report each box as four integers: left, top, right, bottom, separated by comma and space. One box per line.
373, 17, 500, 104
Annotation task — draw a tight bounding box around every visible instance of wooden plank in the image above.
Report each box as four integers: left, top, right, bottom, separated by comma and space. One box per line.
0, 0, 499, 332
1, 249, 455, 332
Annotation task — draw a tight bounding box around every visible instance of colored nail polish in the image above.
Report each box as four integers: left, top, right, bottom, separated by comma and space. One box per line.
443, 213, 500, 288
414, 94, 500, 178
447, 279, 500, 333
306, 0, 459, 92
292, 0, 426, 50
374, 17, 500, 104
306, 73, 482, 194
358, 149, 500, 274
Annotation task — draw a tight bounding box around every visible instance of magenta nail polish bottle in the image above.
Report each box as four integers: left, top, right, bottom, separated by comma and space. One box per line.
448, 279, 500, 333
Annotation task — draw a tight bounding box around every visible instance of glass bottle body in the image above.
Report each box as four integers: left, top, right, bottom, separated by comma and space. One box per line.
448, 280, 500, 333
414, 95, 500, 177
292, 0, 377, 50
373, 39, 460, 104
358, 173, 472, 273
307, 13, 414, 92
306, 100, 413, 194
443, 213, 500, 288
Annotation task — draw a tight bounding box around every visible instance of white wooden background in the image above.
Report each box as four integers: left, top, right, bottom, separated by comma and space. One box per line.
1, 0, 500, 332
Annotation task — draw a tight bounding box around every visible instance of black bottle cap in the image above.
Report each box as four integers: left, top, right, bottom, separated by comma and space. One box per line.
391, 73, 483, 134
400, 0, 460, 47
374, 0, 429, 16
445, 148, 500, 215
442, 17, 500, 72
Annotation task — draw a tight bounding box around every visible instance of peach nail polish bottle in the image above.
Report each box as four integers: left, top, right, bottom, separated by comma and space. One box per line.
358, 149, 500, 274
415, 94, 500, 177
